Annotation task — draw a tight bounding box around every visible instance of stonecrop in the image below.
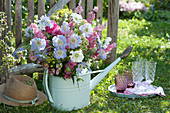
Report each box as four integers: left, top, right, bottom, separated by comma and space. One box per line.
24, 2, 116, 79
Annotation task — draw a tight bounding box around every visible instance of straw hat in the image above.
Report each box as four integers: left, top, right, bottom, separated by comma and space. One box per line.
0, 75, 46, 107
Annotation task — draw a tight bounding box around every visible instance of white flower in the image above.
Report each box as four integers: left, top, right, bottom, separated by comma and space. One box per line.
86, 59, 92, 68
103, 37, 112, 49
61, 21, 70, 33
79, 23, 93, 37
70, 50, 84, 63
71, 13, 82, 24
38, 23, 46, 30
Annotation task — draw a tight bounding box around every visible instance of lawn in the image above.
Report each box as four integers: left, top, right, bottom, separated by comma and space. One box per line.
0, 18, 169, 113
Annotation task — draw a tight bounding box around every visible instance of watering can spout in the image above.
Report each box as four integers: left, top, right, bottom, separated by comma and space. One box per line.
90, 45, 133, 91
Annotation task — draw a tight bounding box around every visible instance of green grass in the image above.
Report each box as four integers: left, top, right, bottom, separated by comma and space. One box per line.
0, 18, 169, 113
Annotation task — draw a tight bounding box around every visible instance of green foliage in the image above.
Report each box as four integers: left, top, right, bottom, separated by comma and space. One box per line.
0, 12, 26, 78
134, 10, 170, 21
150, 0, 170, 10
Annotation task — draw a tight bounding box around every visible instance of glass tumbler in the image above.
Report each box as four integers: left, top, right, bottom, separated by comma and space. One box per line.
132, 61, 144, 85
145, 61, 157, 84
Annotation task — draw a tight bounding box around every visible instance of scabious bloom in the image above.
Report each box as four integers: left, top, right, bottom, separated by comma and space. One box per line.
25, 27, 33, 37
53, 48, 67, 59
99, 47, 107, 60
61, 21, 70, 33
76, 62, 86, 74
38, 15, 53, 30
79, 23, 93, 37
71, 13, 82, 24
30, 38, 46, 52
68, 34, 82, 49
52, 35, 67, 49
70, 50, 84, 63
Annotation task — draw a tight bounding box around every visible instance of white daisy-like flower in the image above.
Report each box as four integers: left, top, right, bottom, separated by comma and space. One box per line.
79, 23, 93, 37
70, 50, 84, 63
38, 23, 46, 30
61, 21, 70, 33
71, 13, 82, 24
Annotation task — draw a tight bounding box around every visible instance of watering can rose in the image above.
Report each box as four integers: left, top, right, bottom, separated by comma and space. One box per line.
24, 5, 116, 79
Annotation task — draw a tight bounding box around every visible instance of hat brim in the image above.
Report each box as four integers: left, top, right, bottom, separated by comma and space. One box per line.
0, 84, 47, 107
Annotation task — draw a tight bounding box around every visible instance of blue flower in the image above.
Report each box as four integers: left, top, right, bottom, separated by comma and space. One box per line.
68, 34, 82, 49
61, 21, 70, 33
99, 47, 107, 60
38, 15, 53, 30
12, 48, 26, 59
35, 54, 47, 61
30, 38, 46, 53
76, 62, 86, 73
79, 23, 93, 37
53, 48, 67, 59
25, 27, 33, 37
52, 35, 67, 49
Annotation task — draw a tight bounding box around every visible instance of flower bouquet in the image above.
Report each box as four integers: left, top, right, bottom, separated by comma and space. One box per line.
23, 2, 116, 80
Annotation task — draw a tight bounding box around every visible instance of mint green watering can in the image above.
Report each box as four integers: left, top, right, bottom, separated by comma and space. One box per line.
43, 46, 133, 111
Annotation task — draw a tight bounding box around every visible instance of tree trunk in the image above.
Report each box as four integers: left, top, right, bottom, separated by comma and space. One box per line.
106, 0, 119, 64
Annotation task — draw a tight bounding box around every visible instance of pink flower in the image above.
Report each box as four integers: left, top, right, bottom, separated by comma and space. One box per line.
92, 52, 99, 58
29, 55, 37, 61
30, 23, 39, 33
37, 60, 40, 64
86, 18, 92, 24
69, 22, 75, 28
93, 6, 99, 12
30, 23, 38, 29
56, 69, 60, 75
88, 12, 95, 20
36, 30, 44, 38
96, 25, 104, 31
64, 74, 71, 79
75, 6, 84, 15
105, 43, 117, 53
46, 21, 63, 36
113, 42, 117, 48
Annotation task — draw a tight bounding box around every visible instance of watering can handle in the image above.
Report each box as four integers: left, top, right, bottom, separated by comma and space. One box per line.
43, 70, 54, 104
